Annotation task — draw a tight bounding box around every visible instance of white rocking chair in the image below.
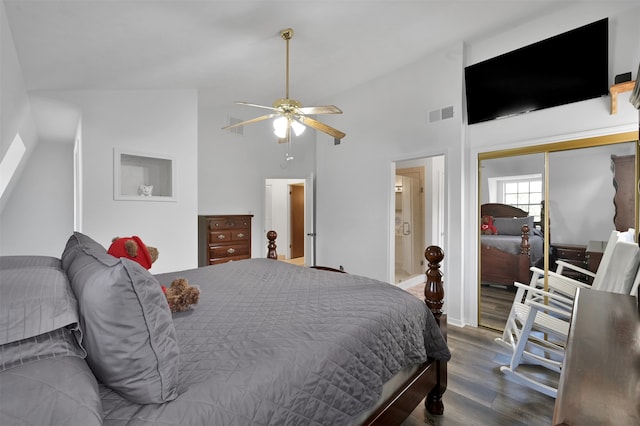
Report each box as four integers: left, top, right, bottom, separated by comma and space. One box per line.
495, 237, 640, 397
527, 229, 637, 314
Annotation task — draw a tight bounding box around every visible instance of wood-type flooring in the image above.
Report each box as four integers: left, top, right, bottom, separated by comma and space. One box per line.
399, 322, 556, 426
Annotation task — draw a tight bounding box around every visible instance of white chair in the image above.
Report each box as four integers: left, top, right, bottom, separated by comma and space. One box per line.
495, 238, 640, 397
527, 229, 635, 313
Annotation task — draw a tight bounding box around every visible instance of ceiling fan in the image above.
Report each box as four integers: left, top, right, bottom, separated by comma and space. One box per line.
222, 28, 346, 143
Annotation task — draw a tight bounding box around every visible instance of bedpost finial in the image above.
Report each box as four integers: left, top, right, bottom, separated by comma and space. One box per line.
267, 230, 278, 259
424, 245, 444, 318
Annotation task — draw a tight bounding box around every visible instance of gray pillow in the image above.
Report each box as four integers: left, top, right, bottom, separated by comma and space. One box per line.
0, 255, 62, 270
62, 232, 179, 404
493, 216, 534, 236
0, 327, 86, 372
0, 356, 103, 426
0, 267, 80, 345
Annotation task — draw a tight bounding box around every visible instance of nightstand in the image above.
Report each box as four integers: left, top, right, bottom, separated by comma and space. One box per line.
551, 243, 588, 283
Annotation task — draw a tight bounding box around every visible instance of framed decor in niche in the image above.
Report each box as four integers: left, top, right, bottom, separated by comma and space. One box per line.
114, 148, 176, 201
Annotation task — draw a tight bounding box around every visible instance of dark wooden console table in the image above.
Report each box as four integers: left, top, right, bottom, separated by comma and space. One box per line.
553, 289, 640, 425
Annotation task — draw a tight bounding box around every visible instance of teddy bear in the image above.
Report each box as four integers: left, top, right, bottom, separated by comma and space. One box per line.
480, 215, 498, 235
107, 236, 159, 270
108, 236, 200, 312
161, 278, 200, 313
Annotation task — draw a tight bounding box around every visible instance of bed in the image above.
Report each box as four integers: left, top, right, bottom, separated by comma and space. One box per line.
480, 203, 544, 287
0, 232, 450, 426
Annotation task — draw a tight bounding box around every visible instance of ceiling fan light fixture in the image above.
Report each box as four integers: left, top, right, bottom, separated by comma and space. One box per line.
273, 116, 288, 138
222, 27, 345, 142
291, 120, 305, 136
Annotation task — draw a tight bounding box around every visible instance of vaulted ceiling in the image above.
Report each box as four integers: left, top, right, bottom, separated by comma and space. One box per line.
5, 0, 572, 109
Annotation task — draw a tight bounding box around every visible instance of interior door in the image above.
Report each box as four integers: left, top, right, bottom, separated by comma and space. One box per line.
305, 172, 316, 267
290, 184, 304, 258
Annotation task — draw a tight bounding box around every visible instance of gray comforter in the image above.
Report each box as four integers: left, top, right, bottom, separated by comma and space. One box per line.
100, 259, 450, 426
481, 232, 544, 266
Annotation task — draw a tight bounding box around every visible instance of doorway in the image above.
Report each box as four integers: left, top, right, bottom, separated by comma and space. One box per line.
393, 156, 445, 286
395, 169, 424, 283
265, 176, 314, 266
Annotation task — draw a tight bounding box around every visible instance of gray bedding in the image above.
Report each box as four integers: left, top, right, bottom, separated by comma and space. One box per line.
1, 251, 450, 426
481, 233, 544, 266
0, 255, 103, 426
101, 259, 450, 426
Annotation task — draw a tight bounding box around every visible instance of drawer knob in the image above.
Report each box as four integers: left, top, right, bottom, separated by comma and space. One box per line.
227, 248, 236, 254
237, 233, 244, 238
217, 234, 226, 240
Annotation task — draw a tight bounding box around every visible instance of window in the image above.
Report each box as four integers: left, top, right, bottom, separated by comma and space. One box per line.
503, 176, 542, 221
0, 133, 26, 199
488, 173, 543, 221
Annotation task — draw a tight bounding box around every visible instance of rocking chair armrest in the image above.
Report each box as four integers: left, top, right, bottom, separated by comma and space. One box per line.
514, 281, 576, 310
525, 298, 574, 320
555, 260, 596, 278
530, 268, 591, 295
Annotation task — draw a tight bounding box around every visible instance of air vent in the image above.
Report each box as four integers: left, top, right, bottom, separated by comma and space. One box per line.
228, 117, 244, 135
428, 106, 454, 123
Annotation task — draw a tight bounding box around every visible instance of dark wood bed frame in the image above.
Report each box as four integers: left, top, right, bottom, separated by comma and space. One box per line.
480, 203, 531, 287
266, 231, 448, 425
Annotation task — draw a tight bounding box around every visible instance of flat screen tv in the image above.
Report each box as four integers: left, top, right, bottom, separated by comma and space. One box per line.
465, 18, 608, 125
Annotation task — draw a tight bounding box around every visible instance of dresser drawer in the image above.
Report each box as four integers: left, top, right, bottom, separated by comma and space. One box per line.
209, 243, 250, 259
211, 231, 231, 242
231, 229, 249, 241
209, 229, 249, 243
207, 217, 251, 231
554, 247, 586, 261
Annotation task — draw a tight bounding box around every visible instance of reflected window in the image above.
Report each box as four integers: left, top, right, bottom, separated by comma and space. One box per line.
488, 173, 542, 220
504, 177, 542, 221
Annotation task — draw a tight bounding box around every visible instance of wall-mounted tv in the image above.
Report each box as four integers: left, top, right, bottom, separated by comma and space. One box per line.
464, 18, 608, 125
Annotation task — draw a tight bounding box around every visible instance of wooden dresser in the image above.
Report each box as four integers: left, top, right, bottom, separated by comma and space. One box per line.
611, 154, 635, 232
553, 289, 640, 425
551, 243, 588, 282
198, 215, 253, 266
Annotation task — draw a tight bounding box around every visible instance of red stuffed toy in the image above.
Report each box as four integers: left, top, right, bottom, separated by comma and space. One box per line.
107, 236, 158, 270
480, 215, 498, 235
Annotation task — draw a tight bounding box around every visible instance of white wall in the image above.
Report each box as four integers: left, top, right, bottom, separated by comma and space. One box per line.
0, 141, 74, 255
198, 103, 316, 258
23, 90, 200, 274
315, 42, 465, 323
0, 1, 39, 216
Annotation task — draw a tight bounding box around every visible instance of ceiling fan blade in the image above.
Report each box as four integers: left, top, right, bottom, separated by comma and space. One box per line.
235, 101, 279, 112
221, 113, 277, 131
297, 105, 343, 115
298, 116, 346, 140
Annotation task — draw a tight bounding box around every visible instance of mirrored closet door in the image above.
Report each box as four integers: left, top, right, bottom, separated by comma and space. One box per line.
478, 132, 639, 330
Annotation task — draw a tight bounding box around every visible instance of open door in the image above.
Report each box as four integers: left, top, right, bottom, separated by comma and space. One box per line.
305, 172, 316, 267
290, 184, 305, 258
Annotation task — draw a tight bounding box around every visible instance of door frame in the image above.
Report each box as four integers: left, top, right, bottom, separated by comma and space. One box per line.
264, 176, 315, 266
390, 155, 446, 288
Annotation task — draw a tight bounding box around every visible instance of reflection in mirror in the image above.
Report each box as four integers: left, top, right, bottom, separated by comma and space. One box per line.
547, 142, 635, 284
478, 136, 638, 331
479, 154, 545, 330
